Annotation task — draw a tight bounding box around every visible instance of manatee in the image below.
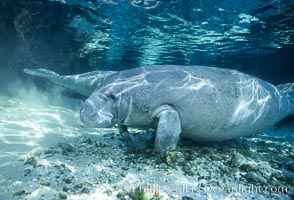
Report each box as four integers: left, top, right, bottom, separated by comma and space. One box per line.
24, 68, 115, 96
80, 65, 294, 152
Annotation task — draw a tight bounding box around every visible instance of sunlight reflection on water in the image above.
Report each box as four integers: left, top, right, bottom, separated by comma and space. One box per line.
0, 94, 83, 168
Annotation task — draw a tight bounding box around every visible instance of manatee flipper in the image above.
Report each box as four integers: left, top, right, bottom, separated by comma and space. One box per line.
24, 68, 115, 96
118, 125, 131, 143
277, 83, 294, 115
119, 125, 138, 152
152, 105, 181, 152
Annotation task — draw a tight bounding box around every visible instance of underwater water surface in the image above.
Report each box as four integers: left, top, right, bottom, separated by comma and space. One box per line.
0, 0, 294, 83
0, 0, 294, 199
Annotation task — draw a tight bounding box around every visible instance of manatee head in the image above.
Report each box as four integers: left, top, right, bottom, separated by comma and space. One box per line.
80, 91, 116, 128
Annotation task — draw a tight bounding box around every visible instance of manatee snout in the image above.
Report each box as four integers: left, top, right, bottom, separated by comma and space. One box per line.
80, 97, 114, 128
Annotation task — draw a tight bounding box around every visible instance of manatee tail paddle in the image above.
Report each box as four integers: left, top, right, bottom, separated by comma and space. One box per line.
24, 68, 115, 96
277, 83, 294, 115
24, 68, 69, 91
24, 68, 60, 80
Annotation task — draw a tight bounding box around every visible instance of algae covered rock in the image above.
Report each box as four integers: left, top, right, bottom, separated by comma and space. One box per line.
182, 162, 197, 176
229, 152, 247, 167
128, 186, 164, 200
243, 171, 267, 184
24, 157, 37, 166
239, 162, 256, 172
165, 150, 186, 167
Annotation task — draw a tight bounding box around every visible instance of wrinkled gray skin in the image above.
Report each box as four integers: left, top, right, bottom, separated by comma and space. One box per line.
24, 68, 115, 96
80, 65, 294, 152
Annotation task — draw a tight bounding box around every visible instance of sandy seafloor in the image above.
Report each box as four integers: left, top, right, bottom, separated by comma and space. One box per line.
0, 86, 293, 200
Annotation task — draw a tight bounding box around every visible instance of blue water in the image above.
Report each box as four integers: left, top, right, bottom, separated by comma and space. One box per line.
0, 0, 293, 88
0, 0, 294, 199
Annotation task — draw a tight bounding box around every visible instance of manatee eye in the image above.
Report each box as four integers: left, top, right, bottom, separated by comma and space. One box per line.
104, 92, 115, 100
108, 93, 115, 100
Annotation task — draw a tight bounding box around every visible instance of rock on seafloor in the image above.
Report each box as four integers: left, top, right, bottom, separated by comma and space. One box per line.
1, 128, 293, 200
